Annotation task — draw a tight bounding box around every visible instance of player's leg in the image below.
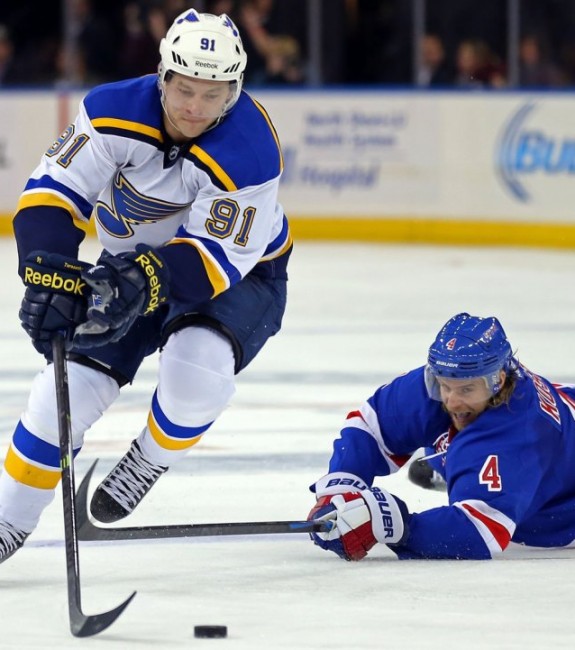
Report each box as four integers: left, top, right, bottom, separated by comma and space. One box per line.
90, 270, 288, 523
0, 362, 119, 562
0, 310, 164, 562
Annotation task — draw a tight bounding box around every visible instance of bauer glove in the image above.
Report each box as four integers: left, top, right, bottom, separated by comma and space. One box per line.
19, 251, 92, 357
73, 244, 170, 348
308, 486, 409, 561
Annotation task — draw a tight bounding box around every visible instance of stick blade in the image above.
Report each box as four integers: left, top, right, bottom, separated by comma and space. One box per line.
71, 591, 137, 638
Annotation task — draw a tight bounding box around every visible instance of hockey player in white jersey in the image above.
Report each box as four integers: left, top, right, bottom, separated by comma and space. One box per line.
0, 9, 291, 562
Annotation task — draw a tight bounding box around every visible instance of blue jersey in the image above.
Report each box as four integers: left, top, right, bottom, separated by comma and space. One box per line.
313, 365, 575, 559
13, 75, 290, 308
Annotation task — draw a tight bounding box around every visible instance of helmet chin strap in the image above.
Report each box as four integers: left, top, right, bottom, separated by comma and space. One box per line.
160, 84, 188, 139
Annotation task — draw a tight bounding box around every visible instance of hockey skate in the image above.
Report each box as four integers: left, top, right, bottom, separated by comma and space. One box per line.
0, 519, 29, 564
90, 440, 168, 523
408, 457, 447, 491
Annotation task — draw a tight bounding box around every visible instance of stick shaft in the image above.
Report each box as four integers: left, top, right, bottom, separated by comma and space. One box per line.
76, 460, 330, 541
53, 334, 135, 636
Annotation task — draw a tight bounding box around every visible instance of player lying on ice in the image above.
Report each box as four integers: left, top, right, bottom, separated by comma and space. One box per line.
308, 312, 575, 560
0, 9, 290, 563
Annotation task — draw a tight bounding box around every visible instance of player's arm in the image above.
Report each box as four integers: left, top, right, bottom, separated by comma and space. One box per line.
14, 209, 86, 272
390, 502, 511, 560
13, 100, 118, 266
308, 384, 421, 562
316, 373, 445, 488
14, 101, 121, 355
309, 479, 511, 562
308, 420, 412, 562
310, 452, 519, 561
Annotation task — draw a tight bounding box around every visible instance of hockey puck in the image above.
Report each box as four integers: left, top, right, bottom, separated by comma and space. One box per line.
194, 625, 228, 639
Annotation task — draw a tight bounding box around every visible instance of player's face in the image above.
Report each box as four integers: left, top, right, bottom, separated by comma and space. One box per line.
437, 376, 493, 431
162, 74, 233, 140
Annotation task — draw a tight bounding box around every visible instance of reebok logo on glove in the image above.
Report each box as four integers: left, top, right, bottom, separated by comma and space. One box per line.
23, 256, 89, 296
132, 251, 166, 314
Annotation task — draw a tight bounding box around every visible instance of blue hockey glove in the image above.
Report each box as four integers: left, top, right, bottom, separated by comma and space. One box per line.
19, 251, 92, 356
308, 488, 409, 561
73, 244, 170, 348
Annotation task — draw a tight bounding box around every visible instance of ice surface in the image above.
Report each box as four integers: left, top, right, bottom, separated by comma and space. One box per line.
1, 239, 575, 649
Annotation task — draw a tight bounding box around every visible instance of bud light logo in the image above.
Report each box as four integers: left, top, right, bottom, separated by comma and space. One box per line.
496, 102, 575, 203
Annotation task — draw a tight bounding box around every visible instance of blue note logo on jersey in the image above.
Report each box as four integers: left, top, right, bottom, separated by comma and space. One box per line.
96, 172, 189, 239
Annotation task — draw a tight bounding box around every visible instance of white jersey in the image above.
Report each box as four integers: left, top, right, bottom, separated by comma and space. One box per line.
15, 75, 291, 299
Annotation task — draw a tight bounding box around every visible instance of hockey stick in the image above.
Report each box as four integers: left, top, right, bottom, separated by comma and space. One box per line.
76, 460, 332, 542
53, 333, 136, 637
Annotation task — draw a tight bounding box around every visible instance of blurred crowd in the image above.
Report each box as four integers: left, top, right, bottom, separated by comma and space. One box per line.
1, 0, 575, 89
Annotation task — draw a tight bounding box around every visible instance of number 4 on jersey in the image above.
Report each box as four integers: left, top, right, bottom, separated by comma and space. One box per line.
479, 455, 502, 491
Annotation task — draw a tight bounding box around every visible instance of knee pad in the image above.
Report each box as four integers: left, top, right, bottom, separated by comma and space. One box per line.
157, 327, 236, 427
22, 361, 120, 447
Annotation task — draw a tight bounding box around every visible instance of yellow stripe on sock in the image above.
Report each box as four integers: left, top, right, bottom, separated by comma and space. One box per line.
3, 446, 60, 489
147, 413, 203, 451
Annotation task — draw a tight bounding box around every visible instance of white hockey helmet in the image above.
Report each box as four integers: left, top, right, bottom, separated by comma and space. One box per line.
159, 9, 247, 112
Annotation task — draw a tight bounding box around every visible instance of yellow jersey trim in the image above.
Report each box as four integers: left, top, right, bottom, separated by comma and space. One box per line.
91, 117, 163, 142
16, 192, 86, 226
189, 145, 237, 192
251, 98, 284, 172
167, 237, 229, 297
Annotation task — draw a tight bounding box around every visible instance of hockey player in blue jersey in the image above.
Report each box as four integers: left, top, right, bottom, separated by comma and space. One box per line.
0, 9, 291, 562
308, 313, 575, 560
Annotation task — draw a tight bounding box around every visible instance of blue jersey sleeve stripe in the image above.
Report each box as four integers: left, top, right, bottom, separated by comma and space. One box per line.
22, 175, 93, 219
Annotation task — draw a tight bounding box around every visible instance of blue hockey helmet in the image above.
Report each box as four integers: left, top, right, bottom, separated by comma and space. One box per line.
425, 312, 513, 400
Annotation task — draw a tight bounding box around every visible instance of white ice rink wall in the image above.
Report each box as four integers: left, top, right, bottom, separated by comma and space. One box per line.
1, 88, 575, 247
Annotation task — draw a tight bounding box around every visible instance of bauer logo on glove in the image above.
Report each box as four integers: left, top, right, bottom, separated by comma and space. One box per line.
308, 478, 410, 561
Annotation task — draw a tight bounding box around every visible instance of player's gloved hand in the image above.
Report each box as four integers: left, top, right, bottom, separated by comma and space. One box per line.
19, 251, 92, 356
73, 244, 170, 349
308, 488, 409, 561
